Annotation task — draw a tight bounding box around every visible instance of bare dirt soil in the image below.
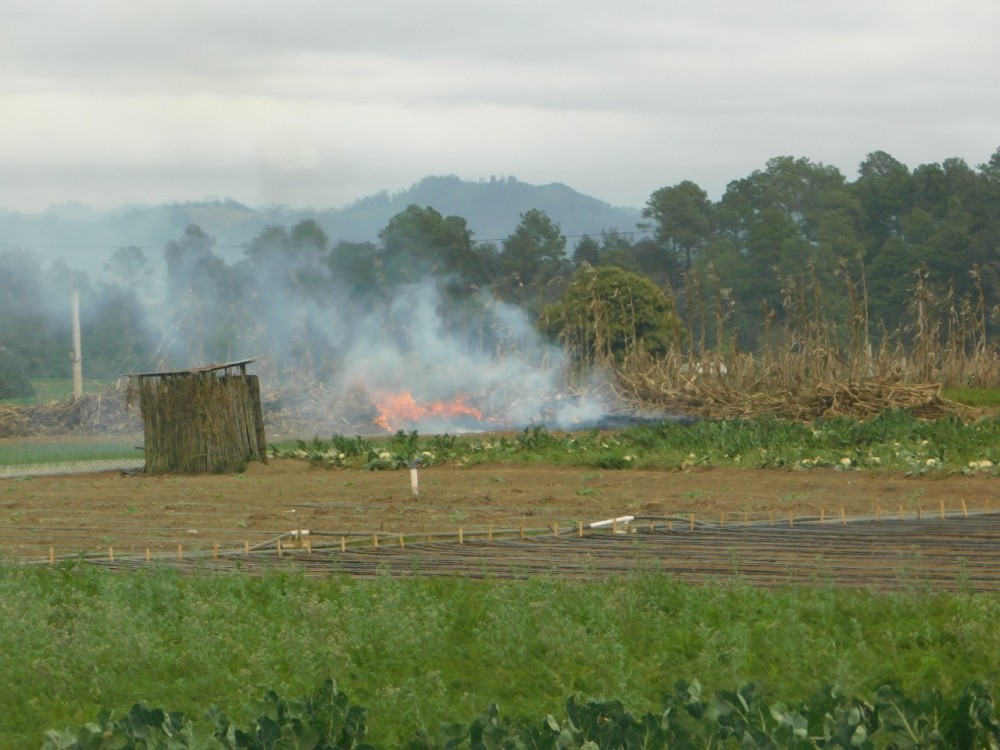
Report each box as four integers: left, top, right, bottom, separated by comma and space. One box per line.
1, 457, 996, 561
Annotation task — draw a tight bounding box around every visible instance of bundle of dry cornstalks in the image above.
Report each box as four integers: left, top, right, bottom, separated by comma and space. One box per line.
615, 354, 976, 422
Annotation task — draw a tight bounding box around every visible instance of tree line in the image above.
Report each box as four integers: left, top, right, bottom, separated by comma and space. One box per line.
1, 148, 998, 397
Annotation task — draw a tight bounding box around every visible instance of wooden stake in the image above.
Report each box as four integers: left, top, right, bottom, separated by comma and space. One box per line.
788, 511, 794, 528
372, 534, 379, 549
876, 506, 881, 522
940, 500, 946, 519
820, 508, 825, 523
720, 511, 725, 528
577, 521, 584, 538
213, 542, 219, 560
49, 547, 55, 565
398, 534, 405, 549
689, 514, 695, 531
899, 505, 904, 521
305, 538, 312, 553
649, 519, 654, 532
519, 524, 525, 540
667, 519, 673, 531
612, 518, 618, 534
108, 546, 114, 561
840, 507, 846, 525
769, 511, 775, 525
552, 522, 559, 537
276, 539, 283, 557
340, 536, 347, 553
146, 548, 151, 562
962, 499, 968, 518
489, 525, 495, 542
458, 528, 464, 545
917, 505, 922, 520
744, 512, 749, 526
177, 544, 183, 560
244, 540, 250, 556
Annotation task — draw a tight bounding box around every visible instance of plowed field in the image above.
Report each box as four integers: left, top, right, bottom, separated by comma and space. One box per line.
2, 457, 997, 582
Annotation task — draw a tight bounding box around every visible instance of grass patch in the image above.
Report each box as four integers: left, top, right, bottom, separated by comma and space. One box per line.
942, 387, 1000, 408
0, 440, 139, 466
4, 566, 1000, 748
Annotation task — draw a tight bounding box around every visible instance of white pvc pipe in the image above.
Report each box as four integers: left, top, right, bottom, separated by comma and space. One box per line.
588, 515, 635, 529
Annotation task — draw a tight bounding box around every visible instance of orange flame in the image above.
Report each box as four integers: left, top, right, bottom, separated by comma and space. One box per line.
372, 391, 486, 432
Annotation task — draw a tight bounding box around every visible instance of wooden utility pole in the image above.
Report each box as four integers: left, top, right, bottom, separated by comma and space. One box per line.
71, 289, 83, 399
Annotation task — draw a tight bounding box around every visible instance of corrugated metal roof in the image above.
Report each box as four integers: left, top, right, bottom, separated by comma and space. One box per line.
127, 355, 263, 378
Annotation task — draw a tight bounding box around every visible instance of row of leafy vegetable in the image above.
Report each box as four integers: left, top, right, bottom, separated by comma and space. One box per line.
271, 411, 1000, 476
45, 678, 1000, 749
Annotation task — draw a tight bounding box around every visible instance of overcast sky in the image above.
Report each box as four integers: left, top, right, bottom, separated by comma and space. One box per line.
2, 0, 997, 214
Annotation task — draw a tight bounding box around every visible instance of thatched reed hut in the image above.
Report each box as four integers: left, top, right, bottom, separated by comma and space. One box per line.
128, 357, 267, 474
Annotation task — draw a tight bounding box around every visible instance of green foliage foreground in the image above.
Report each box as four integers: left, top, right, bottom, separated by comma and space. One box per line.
4, 565, 1000, 747
43, 678, 1000, 749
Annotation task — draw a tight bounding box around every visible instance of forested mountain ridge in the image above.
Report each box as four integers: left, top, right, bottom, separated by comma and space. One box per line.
0, 175, 641, 272
2, 149, 1000, 400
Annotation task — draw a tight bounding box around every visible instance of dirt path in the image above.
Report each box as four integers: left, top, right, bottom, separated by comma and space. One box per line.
1, 459, 995, 561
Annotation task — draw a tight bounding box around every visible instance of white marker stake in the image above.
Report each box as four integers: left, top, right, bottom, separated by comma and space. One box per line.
410, 466, 419, 497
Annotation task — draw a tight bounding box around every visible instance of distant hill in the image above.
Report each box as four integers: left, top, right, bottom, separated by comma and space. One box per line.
0, 176, 643, 274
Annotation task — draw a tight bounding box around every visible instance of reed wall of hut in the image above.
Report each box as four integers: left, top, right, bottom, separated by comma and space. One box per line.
131, 367, 267, 474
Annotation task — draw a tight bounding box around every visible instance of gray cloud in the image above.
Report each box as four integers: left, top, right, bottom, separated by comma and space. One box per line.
1, 0, 998, 211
